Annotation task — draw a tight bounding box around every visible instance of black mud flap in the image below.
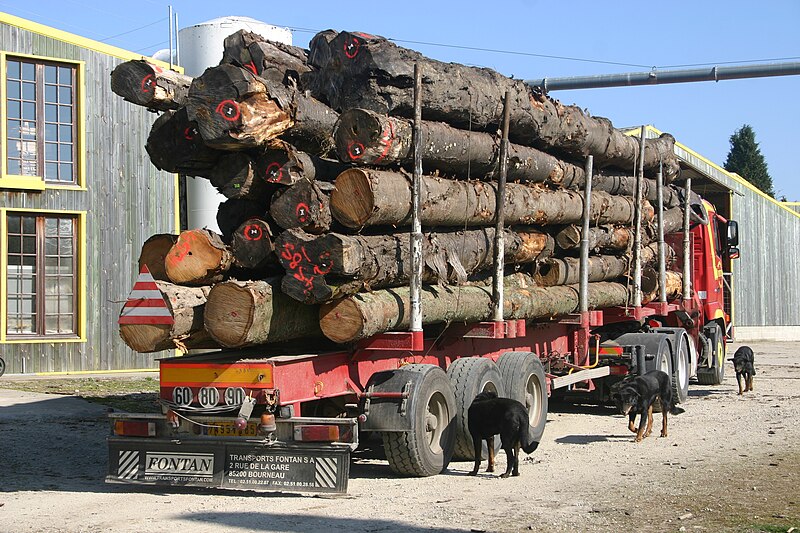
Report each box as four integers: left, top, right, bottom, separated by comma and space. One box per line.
107, 438, 350, 494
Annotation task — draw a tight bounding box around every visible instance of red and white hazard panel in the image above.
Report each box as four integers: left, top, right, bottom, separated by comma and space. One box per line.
118, 265, 174, 326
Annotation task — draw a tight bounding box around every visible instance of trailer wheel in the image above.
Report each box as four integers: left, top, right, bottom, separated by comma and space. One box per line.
0, 357, 5, 377
671, 333, 691, 403
447, 357, 506, 460
381, 364, 456, 477
697, 322, 725, 385
614, 332, 673, 377
497, 352, 548, 444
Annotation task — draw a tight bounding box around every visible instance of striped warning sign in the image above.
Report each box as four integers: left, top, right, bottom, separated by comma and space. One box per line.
118, 265, 174, 326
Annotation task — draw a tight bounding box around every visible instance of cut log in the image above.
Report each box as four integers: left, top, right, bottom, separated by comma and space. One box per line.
555, 225, 633, 252
275, 227, 554, 303
270, 178, 333, 234
165, 229, 233, 286
221, 29, 311, 85
230, 217, 277, 270
207, 152, 274, 201
319, 273, 637, 343
216, 198, 268, 243
145, 107, 222, 176
257, 142, 349, 185
204, 279, 322, 347
111, 59, 192, 111
138, 233, 178, 281
309, 31, 680, 180
119, 281, 217, 353
186, 64, 337, 153
330, 168, 648, 229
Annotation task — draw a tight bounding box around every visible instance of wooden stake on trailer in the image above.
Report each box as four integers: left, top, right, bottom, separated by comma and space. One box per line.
579, 155, 594, 313
492, 91, 511, 322
633, 126, 646, 308
410, 62, 423, 337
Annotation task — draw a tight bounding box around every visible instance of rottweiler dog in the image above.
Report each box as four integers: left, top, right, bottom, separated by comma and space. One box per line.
614, 370, 684, 442
730, 345, 756, 395
468, 390, 539, 478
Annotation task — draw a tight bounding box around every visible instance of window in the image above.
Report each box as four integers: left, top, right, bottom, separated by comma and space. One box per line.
5, 57, 76, 184
6, 213, 77, 337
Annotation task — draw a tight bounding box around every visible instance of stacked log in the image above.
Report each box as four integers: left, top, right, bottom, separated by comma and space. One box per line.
112, 28, 689, 353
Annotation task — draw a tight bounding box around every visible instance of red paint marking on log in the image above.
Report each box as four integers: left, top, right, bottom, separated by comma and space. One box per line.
265, 162, 283, 182
215, 99, 241, 122
347, 141, 365, 160
183, 126, 197, 140
152, 64, 163, 73
141, 74, 154, 93
167, 232, 199, 266
243, 224, 263, 241
244, 61, 258, 76
313, 251, 332, 275
352, 32, 376, 39
373, 120, 396, 163
344, 37, 360, 59
295, 202, 310, 224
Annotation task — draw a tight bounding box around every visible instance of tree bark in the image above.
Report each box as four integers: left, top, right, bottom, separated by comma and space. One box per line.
275, 227, 554, 303
119, 281, 217, 353
138, 233, 178, 282
308, 31, 680, 180
221, 30, 311, 85
204, 279, 322, 347
330, 168, 649, 229
230, 217, 277, 270
165, 229, 234, 286
207, 152, 274, 201
555, 225, 633, 252
270, 178, 334, 234
145, 107, 222, 176
216, 198, 268, 244
111, 59, 192, 111
257, 141, 348, 185
186, 64, 338, 154
319, 273, 637, 343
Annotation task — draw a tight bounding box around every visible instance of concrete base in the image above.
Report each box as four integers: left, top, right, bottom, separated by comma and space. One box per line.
733, 326, 800, 342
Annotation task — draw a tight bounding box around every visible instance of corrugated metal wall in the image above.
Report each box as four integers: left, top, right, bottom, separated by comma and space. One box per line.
1, 22, 176, 373
674, 144, 800, 329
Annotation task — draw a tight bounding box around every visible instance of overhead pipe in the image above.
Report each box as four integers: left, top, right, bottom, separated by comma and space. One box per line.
527, 61, 800, 92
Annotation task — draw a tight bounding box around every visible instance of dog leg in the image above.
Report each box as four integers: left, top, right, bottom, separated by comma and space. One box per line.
511, 442, 521, 477
644, 404, 654, 438
470, 434, 482, 476
628, 413, 637, 433
635, 412, 648, 442
661, 409, 668, 438
747, 374, 754, 392
737, 373, 744, 395
501, 445, 515, 478
486, 437, 495, 473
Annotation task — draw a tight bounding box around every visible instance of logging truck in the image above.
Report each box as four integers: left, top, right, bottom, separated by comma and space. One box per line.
107, 30, 739, 494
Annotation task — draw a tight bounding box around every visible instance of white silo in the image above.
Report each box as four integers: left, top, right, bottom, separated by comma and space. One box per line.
177, 16, 293, 231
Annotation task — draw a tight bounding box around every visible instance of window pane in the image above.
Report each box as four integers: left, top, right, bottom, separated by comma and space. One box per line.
22, 102, 36, 120
58, 105, 72, 123
60, 163, 73, 179
7, 80, 20, 99
45, 236, 57, 255
23, 236, 37, 254
45, 163, 59, 180
45, 84, 57, 102
45, 104, 57, 122
58, 66, 71, 83
22, 216, 36, 233
45, 123, 58, 141
59, 125, 72, 142
59, 218, 73, 235
45, 65, 57, 83
59, 237, 73, 255
46, 142, 58, 161
8, 100, 21, 118
45, 315, 59, 334
22, 82, 36, 100
21, 62, 35, 81
8, 215, 21, 233
59, 86, 72, 105
59, 143, 73, 162
8, 120, 21, 138
60, 315, 74, 332
7, 235, 21, 253
21, 122, 36, 140
7, 159, 20, 174
7, 60, 20, 79
8, 141, 20, 158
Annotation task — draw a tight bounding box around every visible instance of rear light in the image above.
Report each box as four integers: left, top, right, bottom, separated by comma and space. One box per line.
114, 420, 156, 437
293, 425, 340, 442
259, 413, 277, 433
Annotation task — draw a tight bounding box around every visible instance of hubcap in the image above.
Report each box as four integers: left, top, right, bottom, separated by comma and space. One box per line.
425, 392, 447, 453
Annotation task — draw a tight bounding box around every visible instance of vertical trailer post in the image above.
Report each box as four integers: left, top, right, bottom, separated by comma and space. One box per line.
632, 127, 646, 307
682, 177, 693, 301
168, 5, 174, 69
491, 91, 512, 322
579, 155, 594, 313
409, 63, 424, 337
657, 162, 667, 303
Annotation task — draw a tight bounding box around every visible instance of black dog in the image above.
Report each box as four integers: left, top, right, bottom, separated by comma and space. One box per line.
730, 346, 756, 395
468, 391, 539, 478
614, 370, 684, 442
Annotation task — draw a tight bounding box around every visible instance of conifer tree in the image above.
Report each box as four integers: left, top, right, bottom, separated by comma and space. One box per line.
724, 124, 774, 197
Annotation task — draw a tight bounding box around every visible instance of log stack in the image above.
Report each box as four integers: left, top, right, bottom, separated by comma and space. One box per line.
112, 28, 689, 353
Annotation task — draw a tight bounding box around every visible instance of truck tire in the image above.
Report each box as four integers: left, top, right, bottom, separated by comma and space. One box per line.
447, 357, 506, 461
614, 332, 673, 378
497, 352, 548, 444
653, 328, 691, 404
382, 364, 456, 477
697, 322, 725, 385
0, 357, 5, 377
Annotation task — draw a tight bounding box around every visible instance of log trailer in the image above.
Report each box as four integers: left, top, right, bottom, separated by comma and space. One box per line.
106, 71, 740, 496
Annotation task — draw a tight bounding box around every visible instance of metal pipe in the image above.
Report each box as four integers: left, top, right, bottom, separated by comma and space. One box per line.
632, 126, 645, 307
168, 5, 174, 70
409, 63, 423, 333
527, 61, 800, 92
578, 155, 594, 313
174, 11, 180, 66
657, 161, 667, 303
492, 91, 512, 322
682, 177, 693, 301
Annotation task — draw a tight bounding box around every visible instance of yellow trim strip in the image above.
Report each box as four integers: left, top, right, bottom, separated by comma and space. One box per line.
0, 12, 180, 71
161, 365, 275, 387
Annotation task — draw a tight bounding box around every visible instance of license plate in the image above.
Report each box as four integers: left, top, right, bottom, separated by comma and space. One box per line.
204, 422, 259, 437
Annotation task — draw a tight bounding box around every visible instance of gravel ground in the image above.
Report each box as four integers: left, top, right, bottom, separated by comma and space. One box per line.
0, 340, 798, 532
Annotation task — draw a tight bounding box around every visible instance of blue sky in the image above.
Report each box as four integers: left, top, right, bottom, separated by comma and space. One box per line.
2, 0, 798, 200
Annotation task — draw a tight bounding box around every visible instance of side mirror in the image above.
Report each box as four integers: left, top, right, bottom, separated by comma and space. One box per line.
727, 220, 739, 247
728, 246, 740, 260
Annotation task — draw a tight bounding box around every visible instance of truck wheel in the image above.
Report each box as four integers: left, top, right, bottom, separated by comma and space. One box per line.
381, 364, 456, 477
0, 357, 5, 377
615, 332, 673, 377
697, 322, 725, 385
447, 357, 506, 461
671, 333, 691, 403
497, 352, 548, 444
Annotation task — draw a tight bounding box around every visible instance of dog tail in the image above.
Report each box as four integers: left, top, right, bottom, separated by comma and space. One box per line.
670, 405, 685, 416
522, 439, 540, 454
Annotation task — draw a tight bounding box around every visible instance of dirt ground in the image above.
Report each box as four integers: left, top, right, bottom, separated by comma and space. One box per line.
1, 340, 798, 533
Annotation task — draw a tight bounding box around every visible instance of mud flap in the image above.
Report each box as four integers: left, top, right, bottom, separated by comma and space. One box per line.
107, 438, 349, 494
